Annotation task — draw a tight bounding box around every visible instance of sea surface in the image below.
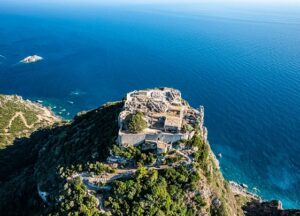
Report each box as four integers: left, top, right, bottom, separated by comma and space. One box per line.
0, 2, 300, 208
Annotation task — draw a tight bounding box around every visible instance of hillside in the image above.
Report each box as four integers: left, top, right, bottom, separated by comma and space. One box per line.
0, 89, 298, 216
0, 95, 60, 148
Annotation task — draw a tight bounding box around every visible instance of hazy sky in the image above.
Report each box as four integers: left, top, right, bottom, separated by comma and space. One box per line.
1, 0, 300, 5
1, 0, 299, 16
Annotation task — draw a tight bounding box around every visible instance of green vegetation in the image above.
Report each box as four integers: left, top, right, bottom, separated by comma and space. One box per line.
112, 145, 141, 160
35, 102, 123, 193
0, 95, 58, 148
165, 153, 183, 164
0, 102, 123, 215
9, 115, 27, 135
0, 96, 247, 216
182, 124, 194, 133
126, 111, 147, 133
87, 162, 116, 175
105, 165, 200, 216
0, 127, 61, 215
59, 162, 117, 177
49, 177, 100, 216
193, 194, 207, 207
137, 152, 156, 166
186, 134, 204, 148
112, 145, 156, 166
210, 199, 228, 216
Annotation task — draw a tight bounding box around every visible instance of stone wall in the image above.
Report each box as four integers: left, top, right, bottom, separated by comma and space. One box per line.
118, 131, 191, 147
118, 132, 146, 147
155, 133, 188, 144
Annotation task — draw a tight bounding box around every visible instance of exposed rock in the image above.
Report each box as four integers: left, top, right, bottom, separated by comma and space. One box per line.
20, 55, 43, 63
230, 181, 261, 201
212, 197, 222, 207
243, 200, 300, 216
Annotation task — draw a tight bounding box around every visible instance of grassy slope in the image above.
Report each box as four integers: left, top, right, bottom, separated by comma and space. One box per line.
0, 95, 59, 148
198, 147, 245, 215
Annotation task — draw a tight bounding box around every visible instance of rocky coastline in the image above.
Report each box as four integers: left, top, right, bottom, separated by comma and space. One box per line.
229, 181, 261, 201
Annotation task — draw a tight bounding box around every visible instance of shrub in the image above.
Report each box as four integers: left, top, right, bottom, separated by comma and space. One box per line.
194, 194, 207, 207
87, 162, 115, 175
112, 145, 141, 160
127, 112, 147, 133
52, 177, 100, 215
182, 124, 194, 133
187, 135, 204, 148
106, 167, 191, 215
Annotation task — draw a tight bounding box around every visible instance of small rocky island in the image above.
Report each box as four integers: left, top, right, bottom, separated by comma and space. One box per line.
20, 55, 43, 63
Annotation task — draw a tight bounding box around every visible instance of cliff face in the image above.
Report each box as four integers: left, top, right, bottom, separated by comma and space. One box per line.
243, 200, 300, 216
0, 89, 298, 216
0, 94, 60, 148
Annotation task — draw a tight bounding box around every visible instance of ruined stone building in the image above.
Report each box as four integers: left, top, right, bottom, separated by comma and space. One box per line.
117, 88, 207, 153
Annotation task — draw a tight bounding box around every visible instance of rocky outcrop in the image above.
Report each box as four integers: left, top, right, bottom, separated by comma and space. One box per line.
20, 55, 43, 63
243, 200, 300, 216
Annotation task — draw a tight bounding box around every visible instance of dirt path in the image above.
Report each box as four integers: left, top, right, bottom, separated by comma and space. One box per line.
7, 112, 34, 129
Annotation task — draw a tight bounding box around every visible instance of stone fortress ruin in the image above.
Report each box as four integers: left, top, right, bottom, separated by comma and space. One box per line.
117, 88, 207, 153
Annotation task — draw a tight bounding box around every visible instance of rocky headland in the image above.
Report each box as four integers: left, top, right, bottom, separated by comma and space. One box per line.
0, 88, 298, 216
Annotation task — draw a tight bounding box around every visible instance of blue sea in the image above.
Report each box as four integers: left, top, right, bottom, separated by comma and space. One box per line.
0, 2, 300, 208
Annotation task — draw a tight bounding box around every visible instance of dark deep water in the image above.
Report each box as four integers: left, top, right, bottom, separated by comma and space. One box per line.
0, 3, 300, 208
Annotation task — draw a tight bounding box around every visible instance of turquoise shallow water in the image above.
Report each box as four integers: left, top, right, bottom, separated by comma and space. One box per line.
0, 3, 300, 208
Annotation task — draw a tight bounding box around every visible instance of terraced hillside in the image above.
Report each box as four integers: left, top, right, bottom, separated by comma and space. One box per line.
0, 95, 60, 148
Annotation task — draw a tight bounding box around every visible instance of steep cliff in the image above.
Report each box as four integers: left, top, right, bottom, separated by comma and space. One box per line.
0, 90, 298, 216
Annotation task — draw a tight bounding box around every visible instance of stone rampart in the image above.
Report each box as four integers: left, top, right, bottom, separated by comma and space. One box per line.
118, 132, 146, 147
118, 131, 192, 147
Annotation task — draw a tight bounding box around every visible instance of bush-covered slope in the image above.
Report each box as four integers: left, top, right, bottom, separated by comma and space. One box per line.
1, 96, 295, 216
0, 95, 59, 148
0, 99, 246, 216
0, 101, 123, 215
35, 102, 123, 200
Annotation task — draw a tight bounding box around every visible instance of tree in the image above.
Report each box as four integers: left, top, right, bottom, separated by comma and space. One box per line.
136, 166, 148, 180
106, 167, 192, 215
127, 112, 147, 133
53, 177, 100, 215
188, 135, 203, 148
